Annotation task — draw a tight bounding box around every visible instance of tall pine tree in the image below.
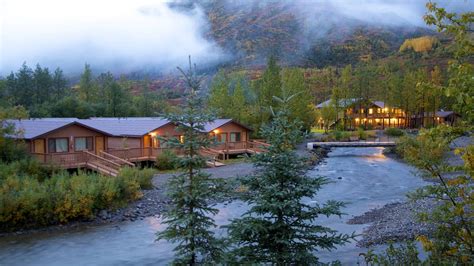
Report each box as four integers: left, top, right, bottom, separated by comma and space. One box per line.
227, 95, 353, 264
156, 58, 223, 265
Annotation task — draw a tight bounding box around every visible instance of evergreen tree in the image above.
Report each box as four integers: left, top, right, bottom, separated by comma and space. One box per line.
227, 95, 352, 264
14, 63, 34, 107
52, 68, 68, 101
156, 58, 223, 265
78, 63, 96, 102
33, 64, 53, 105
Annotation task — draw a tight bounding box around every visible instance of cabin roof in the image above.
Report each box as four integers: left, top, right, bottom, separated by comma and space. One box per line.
316, 98, 386, 109
5, 117, 252, 139
4, 119, 76, 139
79, 117, 171, 137
202, 119, 253, 132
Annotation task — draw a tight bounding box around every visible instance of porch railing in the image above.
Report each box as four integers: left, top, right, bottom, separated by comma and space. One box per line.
31, 140, 269, 168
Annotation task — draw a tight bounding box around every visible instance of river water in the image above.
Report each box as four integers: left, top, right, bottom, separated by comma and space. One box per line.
0, 147, 428, 265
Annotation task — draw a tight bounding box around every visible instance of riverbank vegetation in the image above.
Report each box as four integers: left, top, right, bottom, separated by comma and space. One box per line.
0, 107, 156, 231
0, 161, 154, 231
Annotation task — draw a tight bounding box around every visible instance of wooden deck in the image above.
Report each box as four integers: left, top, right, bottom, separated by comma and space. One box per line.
307, 141, 396, 150
31, 140, 270, 174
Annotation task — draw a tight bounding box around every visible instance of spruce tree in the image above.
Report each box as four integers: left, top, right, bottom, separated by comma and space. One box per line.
156, 58, 223, 265
227, 95, 353, 264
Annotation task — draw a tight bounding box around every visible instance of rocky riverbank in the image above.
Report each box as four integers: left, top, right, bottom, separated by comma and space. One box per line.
348, 198, 437, 247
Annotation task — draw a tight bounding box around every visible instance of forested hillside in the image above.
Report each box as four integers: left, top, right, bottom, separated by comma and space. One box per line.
0, 0, 470, 130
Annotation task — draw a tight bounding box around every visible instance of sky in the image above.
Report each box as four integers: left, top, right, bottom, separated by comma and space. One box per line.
0, 0, 224, 75
0, 0, 472, 75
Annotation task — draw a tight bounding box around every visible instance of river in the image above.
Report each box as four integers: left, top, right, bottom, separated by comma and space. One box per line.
0, 147, 428, 265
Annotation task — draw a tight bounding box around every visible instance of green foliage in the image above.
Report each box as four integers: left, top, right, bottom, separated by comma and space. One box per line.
384, 127, 404, 137
0, 161, 151, 231
155, 150, 178, 170
226, 105, 353, 264
118, 167, 155, 190
360, 242, 421, 265
357, 127, 368, 140
395, 125, 473, 264
156, 58, 224, 264
425, 2, 474, 124
330, 130, 351, 141
0, 107, 30, 162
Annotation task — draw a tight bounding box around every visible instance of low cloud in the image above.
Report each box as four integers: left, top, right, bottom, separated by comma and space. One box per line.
0, 0, 225, 75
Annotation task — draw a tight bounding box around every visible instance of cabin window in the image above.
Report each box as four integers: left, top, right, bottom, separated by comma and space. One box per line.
368, 108, 373, 114
48, 138, 68, 153
179, 135, 185, 144
218, 133, 227, 143
74, 137, 93, 151
230, 132, 241, 142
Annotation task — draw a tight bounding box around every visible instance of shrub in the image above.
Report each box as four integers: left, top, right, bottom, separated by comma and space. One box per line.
331, 130, 351, 141
0, 161, 155, 231
385, 127, 405, 137
155, 150, 178, 170
118, 167, 155, 190
357, 128, 368, 140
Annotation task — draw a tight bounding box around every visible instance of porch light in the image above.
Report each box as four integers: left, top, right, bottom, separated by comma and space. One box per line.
149, 132, 156, 137
384, 107, 389, 112
213, 129, 219, 134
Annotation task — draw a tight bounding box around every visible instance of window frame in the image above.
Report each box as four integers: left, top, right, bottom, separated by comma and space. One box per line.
74, 136, 94, 152
48, 138, 69, 153
230, 132, 241, 142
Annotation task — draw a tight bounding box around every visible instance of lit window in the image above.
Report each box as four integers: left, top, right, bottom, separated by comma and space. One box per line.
369, 108, 373, 114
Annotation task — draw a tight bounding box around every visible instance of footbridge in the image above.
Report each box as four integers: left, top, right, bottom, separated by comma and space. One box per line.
307, 141, 396, 150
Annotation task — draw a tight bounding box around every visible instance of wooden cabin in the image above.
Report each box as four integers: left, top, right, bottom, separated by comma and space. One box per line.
6, 117, 263, 174
410, 111, 460, 128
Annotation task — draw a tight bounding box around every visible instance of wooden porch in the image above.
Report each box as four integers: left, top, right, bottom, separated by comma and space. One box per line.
31, 140, 270, 174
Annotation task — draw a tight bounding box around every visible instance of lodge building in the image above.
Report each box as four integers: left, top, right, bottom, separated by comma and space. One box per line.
5, 117, 265, 176
316, 98, 458, 129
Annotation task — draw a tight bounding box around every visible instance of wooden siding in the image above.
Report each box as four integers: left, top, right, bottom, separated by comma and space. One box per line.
107, 137, 141, 150
36, 124, 107, 153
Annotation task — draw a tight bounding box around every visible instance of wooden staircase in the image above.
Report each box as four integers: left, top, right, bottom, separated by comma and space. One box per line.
83, 151, 134, 177
200, 148, 226, 167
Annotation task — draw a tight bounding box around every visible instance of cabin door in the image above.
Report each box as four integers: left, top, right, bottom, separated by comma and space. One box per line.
143, 135, 151, 148
34, 139, 45, 153
95, 136, 104, 154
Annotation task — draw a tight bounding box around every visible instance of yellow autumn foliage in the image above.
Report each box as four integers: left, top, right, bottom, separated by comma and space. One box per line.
399, 36, 439, 53
0, 164, 155, 230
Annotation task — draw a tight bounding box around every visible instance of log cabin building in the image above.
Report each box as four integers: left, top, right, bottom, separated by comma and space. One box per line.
6, 117, 263, 175
316, 98, 456, 129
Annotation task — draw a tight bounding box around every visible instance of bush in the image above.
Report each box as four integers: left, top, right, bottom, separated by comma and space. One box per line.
331, 130, 351, 141
155, 150, 178, 170
357, 128, 368, 140
118, 167, 155, 190
385, 127, 405, 137
0, 161, 155, 231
